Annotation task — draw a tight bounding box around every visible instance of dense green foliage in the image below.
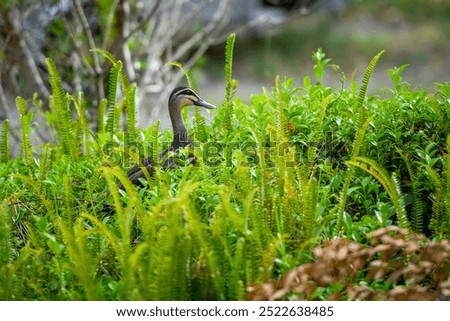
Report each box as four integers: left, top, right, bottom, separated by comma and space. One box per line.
0, 42, 449, 300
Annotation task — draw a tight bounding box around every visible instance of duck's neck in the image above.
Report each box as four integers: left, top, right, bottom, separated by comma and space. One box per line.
169, 106, 191, 147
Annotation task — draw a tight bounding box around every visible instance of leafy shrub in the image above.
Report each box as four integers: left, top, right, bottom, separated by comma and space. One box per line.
0, 37, 449, 299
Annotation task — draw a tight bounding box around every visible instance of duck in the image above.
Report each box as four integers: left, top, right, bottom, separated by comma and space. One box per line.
121, 86, 216, 188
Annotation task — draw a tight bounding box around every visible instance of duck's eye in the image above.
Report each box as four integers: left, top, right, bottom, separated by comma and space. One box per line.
183, 90, 194, 96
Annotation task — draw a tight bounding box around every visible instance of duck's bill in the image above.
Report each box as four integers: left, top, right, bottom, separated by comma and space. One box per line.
194, 98, 216, 109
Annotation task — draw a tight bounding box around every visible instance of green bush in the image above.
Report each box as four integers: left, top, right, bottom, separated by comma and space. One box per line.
0, 38, 449, 299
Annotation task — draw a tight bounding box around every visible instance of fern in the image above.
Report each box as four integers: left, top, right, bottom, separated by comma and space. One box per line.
4, 45, 449, 300
334, 51, 384, 234
335, 116, 374, 233
222, 33, 237, 131
71, 92, 91, 155
91, 48, 119, 65
0, 120, 10, 163
193, 109, 208, 142
274, 76, 289, 141
165, 61, 198, 91
0, 206, 13, 299
91, 52, 134, 143
91, 48, 129, 89
426, 165, 443, 235
38, 144, 53, 182
227, 237, 245, 300
248, 126, 268, 220
426, 135, 450, 236
301, 175, 319, 243
125, 83, 138, 144
105, 60, 123, 139
16, 97, 33, 166
355, 50, 384, 128
347, 156, 410, 229
59, 214, 101, 300
46, 58, 77, 157
97, 98, 108, 134
400, 152, 424, 233
224, 34, 236, 90
149, 120, 161, 165
92, 49, 133, 140
444, 135, 450, 236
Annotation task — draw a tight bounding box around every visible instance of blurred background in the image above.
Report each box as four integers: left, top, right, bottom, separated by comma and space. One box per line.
1, 0, 449, 143
202, 0, 450, 104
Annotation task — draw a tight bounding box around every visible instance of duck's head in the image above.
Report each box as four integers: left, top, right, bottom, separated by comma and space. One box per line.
169, 86, 216, 111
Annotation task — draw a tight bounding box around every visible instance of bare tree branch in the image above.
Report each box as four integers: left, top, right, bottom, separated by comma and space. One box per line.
72, 0, 104, 101
114, 0, 136, 81
63, 17, 96, 76
2, 7, 49, 99
124, 0, 162, 42
101, 0, 120, 50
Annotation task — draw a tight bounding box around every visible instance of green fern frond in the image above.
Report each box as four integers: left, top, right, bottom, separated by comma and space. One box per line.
294, 165, 309, 224
0, 205, 15, 299
0, 120, 11, 163
105, 61, 123, 138
193, 108, 207, 142
92, 48, 129, 89
400, 152, 424, 233
426, 135, 450, 236
301, 176, 319, 242
444, 135, 450, 235
224, 33, 235, 86
165, 61, 198, 92
223, 33, 237, 130
430, 192, 443, 236
46, 58, 69, 109
347, 156, 410, 229
227, 237, 245, 300
426, 165, 443, 235
71, 92, 91, 155
391, 172, 410, 230
91, 48, 118, 65
97, 98, 108, 134
351, 115, 374, 159
46, 58, 76, 157
335, 116, 374, 233
150, 120, 161, 165
356, 50, 384, 128
101, 166, 141, 233
37, 144, 53, 182
271, 79, 290, 201
274, 76, 289, 141
58, 215, 101, 300
125, 83, 138, 143
248, 126, 268, 217
62, 174, 74, 222
16, 97, 33, 165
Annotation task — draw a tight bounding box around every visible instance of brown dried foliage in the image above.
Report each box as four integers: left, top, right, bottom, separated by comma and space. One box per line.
247, 226, 450, 300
